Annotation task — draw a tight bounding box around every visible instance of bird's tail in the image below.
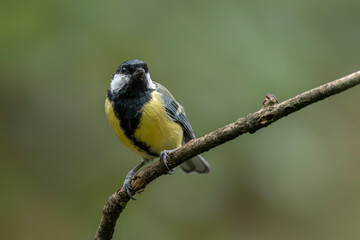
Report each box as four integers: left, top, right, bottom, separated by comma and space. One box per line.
180, 154, 210, 174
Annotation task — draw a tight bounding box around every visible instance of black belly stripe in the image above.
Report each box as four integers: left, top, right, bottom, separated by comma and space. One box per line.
131, 138, 159, 157
108, 89, 159, 157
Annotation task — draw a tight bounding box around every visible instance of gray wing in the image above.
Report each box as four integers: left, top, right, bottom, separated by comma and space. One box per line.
155, 82, 195, 141
155, 82, 210, 174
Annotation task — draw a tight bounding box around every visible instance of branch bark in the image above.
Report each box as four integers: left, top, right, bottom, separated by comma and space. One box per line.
95, 70, 360, 240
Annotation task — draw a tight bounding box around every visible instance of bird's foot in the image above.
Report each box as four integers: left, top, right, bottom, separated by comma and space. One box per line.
122, 159, 149, 200
123, 170, 136, 200
160, 149, 177, 175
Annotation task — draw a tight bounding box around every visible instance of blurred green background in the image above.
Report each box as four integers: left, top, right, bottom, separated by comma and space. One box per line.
1, 0, 360, 239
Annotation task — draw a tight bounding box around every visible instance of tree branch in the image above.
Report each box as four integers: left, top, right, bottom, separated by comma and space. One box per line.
94, 70, 360, 240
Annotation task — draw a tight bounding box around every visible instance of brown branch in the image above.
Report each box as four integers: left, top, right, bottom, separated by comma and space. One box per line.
94, 70, 360, 240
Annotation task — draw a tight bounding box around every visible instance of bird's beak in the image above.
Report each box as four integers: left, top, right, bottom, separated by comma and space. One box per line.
131, 68, 145, 80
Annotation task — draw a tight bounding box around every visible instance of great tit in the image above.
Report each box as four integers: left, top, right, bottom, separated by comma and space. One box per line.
105, 59, 210, 198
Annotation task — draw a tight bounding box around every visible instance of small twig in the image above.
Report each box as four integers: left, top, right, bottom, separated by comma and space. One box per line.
94, 70, 360, 240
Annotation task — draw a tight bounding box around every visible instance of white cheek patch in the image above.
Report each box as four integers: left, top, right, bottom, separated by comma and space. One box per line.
110, 72, 156, 92
146, 73, 156, 89
110, 73, 129, 92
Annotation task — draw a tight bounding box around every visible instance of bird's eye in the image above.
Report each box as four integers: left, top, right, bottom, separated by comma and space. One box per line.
120, 68, 128, 74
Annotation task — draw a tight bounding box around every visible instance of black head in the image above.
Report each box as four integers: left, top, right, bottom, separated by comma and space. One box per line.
110, 59, 155, 95
115, 59, 149, 75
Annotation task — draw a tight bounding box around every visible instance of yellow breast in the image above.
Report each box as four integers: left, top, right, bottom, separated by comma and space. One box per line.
105, 91, 183, 159
105, 98, 153, 159
134, 91, 183, 154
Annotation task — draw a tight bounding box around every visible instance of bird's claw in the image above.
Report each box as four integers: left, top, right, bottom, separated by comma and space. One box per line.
123, 173, 136, 200
121, 159, 149, 200
160, 149, 176, 175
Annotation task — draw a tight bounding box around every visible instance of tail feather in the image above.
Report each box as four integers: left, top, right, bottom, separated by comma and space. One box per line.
180, 154, 210, 174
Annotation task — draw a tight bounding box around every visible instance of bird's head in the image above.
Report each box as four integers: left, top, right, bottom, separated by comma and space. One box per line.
110, 59, 156, 94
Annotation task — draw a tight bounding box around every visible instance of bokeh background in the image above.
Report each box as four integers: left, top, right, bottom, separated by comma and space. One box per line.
1, 0, 360, 239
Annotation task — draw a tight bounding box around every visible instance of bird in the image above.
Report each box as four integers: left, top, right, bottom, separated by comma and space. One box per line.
105, 59, 210, 199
